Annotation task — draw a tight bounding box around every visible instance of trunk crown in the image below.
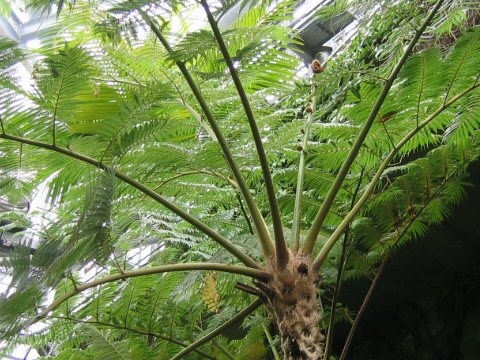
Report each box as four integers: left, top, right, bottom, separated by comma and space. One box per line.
262, 251, 324, 360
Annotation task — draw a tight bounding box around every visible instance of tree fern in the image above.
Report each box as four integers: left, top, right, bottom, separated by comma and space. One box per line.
1, 0, 480, 359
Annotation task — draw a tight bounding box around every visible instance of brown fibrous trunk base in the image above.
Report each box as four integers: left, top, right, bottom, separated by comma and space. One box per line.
260, 251, 324, 360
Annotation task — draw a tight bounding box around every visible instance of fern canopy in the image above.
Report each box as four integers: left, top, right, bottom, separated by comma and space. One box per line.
0, 0, 480, 358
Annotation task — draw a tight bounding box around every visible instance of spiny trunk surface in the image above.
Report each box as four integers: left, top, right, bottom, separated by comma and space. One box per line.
261, 251, 323, 360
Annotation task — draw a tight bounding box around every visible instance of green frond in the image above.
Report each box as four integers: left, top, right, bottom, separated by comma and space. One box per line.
2, 1, 480, 358
167, 29, 217, 64
237, 323, 267, 359
316, 0, 349, 20
434, 2, 470, 36
34, 44, 96, 141
443, 28, 480, 100
28, 0, 77, 16
444, 89, 480, 143
393, 47, 444, 122
351, 140, 478, 259
0, 36, 21, 77
79, 324, 138, 360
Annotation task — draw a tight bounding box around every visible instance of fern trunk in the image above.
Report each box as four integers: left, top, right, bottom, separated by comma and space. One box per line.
262, 252, 324, 359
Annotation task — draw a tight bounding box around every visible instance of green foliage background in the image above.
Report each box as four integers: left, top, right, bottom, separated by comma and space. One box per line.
0, 0, 479, 358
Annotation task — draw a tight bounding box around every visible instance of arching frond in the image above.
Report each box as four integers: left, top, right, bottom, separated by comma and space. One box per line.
1, 0, 480, 359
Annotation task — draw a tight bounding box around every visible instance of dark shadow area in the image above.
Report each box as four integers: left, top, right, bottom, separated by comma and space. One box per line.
334, 160, 480, 360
